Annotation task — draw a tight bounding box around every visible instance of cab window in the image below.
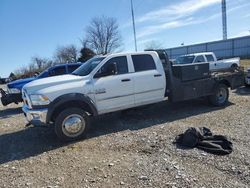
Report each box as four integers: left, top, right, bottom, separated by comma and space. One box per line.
49, 66, 66, 76
132, 54, 156, 72
97, 56, 128, 76
194, 55, 205, 63
205, 55, 215, 62
68, 64, 81, 73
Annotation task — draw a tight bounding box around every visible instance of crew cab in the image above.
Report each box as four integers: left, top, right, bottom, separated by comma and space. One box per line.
175, 52, 240, 71
1, 63, 82, 106
22, 50, 245, 141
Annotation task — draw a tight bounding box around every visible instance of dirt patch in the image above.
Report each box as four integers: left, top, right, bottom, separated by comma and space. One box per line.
0, 85, 249, 187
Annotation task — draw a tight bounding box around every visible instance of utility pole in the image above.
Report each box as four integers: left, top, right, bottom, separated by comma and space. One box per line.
131, 0, 138, 51
222, 0, 227, 40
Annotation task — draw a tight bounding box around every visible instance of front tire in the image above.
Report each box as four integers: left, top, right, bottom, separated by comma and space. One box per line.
208, 84, 229, 107
55, 108, 89, 141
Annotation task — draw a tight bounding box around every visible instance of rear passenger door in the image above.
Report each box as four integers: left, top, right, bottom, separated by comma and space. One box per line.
131, 54, 165, 106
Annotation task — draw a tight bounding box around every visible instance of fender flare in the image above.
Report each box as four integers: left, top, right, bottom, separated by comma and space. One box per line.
46, 93, 98, 123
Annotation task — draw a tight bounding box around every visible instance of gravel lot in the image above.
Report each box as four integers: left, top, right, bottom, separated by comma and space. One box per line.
0, 84, 249, 188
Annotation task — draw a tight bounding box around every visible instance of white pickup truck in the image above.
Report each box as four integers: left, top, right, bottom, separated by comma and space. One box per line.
175, 52, 240, 71
22, 50, 245, 141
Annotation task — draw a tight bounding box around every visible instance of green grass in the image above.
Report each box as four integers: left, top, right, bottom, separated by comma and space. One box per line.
240, 59, 250, 69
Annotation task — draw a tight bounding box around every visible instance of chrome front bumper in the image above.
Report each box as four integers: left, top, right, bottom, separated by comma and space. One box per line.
22, 105, 48, 126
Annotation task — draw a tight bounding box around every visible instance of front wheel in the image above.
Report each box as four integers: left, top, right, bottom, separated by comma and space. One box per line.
55, 108, 89, 141
208, 84, 229, 107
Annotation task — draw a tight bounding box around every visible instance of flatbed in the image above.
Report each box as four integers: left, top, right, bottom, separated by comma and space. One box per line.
156, 50, 245, 104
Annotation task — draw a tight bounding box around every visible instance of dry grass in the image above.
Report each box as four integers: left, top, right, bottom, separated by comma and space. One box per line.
240, 59, 250, 69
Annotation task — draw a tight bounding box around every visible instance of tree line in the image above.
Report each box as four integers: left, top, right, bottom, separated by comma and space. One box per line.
14, 16, 122, 79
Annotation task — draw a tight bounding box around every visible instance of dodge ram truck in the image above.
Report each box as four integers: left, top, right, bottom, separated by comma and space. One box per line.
22, 50, 245, 141
1, 63, 82, 106
175, 52, 240, 71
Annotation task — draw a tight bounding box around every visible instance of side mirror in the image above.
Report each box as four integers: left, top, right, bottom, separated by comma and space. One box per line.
94, 62, 118, 78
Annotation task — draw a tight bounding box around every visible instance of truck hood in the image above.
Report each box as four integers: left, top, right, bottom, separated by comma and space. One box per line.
23, 74, 89, 101
8, 77, 36, 89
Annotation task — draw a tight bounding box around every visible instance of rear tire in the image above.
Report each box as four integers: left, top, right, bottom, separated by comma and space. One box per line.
54, 108, 89, 142
208, 84, 229, 107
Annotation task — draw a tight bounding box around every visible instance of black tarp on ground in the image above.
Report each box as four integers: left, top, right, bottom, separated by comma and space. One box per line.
174, 127, 233, 155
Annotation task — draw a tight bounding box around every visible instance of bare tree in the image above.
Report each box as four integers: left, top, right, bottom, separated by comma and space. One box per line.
83, 16, 122, 55
54, 45, 78, 64
28, 62, 36, 72
14, 56, 53, 79
14, 66, 30, 79
31, 56, 49, 71
144, 40, 163, 51
78, 47, 96, 62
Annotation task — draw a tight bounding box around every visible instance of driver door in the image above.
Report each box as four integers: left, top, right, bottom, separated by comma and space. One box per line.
92, 56, 134, 114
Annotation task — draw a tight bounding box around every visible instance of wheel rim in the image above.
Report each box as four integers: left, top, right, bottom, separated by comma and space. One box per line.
62, 114, 85, 138
217, 87, 227, 104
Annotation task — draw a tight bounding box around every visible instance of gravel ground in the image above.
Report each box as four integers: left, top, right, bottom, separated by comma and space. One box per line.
0, 84, 249, 188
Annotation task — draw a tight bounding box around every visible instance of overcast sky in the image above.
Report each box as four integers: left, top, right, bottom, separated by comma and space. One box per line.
0, 0, 250, 77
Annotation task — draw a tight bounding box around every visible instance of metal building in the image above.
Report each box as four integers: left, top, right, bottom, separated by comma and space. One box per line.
165, 36, 250, 60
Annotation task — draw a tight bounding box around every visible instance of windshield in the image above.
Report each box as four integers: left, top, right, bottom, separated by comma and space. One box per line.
72, 57, 105, 76
175, 55, 195, 65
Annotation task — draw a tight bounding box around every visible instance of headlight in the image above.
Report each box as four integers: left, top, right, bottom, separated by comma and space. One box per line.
30, 94, 50, 106
9, 88, 21, 94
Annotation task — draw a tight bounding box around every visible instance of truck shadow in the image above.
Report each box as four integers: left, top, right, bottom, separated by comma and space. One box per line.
0, 99, 233, 165
87, 100, 233, 138
0, 107, 23, 120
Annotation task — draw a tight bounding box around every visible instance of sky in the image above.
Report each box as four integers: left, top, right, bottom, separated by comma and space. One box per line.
0, 0, 250, 77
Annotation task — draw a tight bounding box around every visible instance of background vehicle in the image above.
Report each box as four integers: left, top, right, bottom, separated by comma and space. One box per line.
0, 77, 7, 85
0, 63, 82, 106
175, 52, 240, 71
22, 50, 245, 141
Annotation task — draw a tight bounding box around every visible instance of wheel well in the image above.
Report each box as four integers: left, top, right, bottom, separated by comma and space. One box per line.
231, 63, 238, 67
50, 100, 94, 122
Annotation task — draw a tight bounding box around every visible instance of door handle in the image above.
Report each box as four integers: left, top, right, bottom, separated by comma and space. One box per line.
154, 74, 162, 77
95, 88, 106, 94
121, 79, 131, 82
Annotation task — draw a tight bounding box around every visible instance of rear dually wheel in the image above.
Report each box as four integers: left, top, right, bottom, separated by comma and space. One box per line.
208, 84, 229, 107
